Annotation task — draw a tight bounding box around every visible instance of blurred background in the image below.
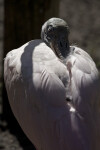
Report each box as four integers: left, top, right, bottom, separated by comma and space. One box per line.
0, 0, 100, 149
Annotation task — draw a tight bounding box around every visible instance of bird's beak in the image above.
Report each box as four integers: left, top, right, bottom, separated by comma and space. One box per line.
50, 42, 61, 58
50, 38, 69, 59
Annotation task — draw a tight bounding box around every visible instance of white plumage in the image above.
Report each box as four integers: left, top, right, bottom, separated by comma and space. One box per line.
4, 18, 100, 150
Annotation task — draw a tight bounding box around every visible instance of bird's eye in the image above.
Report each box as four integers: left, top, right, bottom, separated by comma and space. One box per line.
47, 25, 53, 32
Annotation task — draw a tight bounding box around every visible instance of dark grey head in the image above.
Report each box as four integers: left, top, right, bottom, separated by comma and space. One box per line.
41, 18, 70, 59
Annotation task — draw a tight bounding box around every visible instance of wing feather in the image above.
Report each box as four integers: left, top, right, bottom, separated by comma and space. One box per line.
4, 40, 70, 150
4, 43, 100, 150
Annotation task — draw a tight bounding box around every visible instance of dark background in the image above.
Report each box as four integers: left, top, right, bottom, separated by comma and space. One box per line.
0, 0, 100, 149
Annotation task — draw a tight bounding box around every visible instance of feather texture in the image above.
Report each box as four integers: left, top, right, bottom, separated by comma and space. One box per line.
4, 40, 100, 150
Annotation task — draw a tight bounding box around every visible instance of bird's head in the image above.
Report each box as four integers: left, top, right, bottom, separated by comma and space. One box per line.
41, 18, 70, 59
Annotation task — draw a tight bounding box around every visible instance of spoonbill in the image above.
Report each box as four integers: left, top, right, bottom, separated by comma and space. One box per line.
4, 18, 100, 150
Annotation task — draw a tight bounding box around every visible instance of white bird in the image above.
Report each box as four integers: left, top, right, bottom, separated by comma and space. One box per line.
4, 18, 100, 150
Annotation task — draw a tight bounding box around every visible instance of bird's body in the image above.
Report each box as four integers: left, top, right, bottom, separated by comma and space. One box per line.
4, 18, 100, 150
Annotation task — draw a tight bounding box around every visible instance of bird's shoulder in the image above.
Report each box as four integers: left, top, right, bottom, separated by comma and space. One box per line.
66, 46, 100, 114
4, 40, 68, 100
4, 40, 68, 111
4, 40, 50, 79
67, 46, 99, 79
4, 39, 69, 85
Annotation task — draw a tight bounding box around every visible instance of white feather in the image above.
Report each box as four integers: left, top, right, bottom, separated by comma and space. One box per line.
4, 40, 100, 150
